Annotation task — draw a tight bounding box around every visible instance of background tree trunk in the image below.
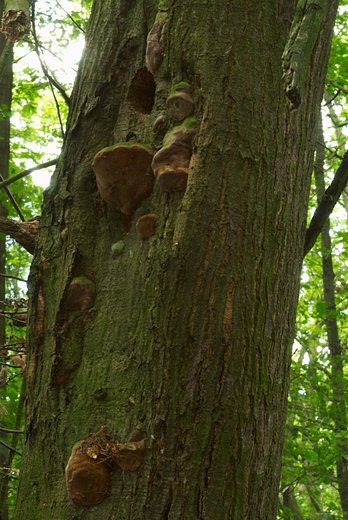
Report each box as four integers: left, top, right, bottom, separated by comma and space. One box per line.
0, 0, 13, 517
15, 1, 339, 519
314, 119, 348, 518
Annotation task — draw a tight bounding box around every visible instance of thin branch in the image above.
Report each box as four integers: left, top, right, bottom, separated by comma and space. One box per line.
30, 3, 69, 139
0, 273, 27, 283
0, 173, 25, 221
29, 10, 70, 107
23, 37, 77, 72
0, 427, 23, 435
326, 79, 348, 97
316, 142, 344, 160
304, 151, 348, 257
324, 89, 341, 106
0, 439, 21, 457
56, 0, 86, 33
0, 159, 58, 190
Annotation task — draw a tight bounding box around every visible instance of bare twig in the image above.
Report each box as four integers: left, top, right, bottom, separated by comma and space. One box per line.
0, 273, 27, 283
0, 158, 58, 190
30, 2, 68, 139
22, 37, 77, 72
0, 439, 21, 457
56, 0, 86, 33
0, 173, 25, 221
0, 427, 23, 435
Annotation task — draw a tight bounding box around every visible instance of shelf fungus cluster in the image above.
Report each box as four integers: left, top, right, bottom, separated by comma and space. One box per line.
92, 144, 155, 215
66, 427, 145, 507
152, 116, 197, 192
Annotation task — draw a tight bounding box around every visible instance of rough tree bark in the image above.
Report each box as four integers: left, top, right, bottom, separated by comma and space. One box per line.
14, 1, 339, 519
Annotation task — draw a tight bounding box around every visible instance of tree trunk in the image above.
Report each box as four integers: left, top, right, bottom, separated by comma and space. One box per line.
314, 119, 348, 518
0, 0, 13, 517
15, 1, 339, 519
282, 486, 305, 520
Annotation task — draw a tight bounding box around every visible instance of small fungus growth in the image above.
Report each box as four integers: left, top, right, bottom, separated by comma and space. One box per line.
65, 276, 95, 312
136, 213, 157, 240
166, 83, 194, 121
0, 9, 30, 41
66, 427, 146, 507
65, 446, 112, 507
111, 240, 125, 258
146, 15, 165, 74
128, 67, 156, 114
92, 143, 155, 215
152, 117, 197, 192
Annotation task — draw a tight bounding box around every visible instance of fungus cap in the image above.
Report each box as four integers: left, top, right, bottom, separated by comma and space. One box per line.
92, 144, 155, 215
166, 91, 194, 121
65, 276, 95, 312
136, 214, 157, 240
65, 452, 112, 507
152, 122, 197, 192
113, 439, 146, 471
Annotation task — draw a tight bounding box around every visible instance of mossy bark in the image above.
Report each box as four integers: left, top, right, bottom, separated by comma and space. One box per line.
15, 1, 339, 519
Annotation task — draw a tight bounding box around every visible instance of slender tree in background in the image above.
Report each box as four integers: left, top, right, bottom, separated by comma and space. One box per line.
314, 119, 348, 517
0, 0, 12, 350
0, 1, 13, 517
9, 1, 342, 519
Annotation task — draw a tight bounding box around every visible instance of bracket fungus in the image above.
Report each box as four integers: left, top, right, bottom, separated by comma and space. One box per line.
0, 9, 30, 41
66, 427, 146, 507
146, 15, 165, 74
166, 83, 194, 121
92, 143, 155, 215
65, 276, 95, 312
65, 436, 112, 507
128, 67, 156, 114
152, 117, 197, 192
136, 213, 157, 240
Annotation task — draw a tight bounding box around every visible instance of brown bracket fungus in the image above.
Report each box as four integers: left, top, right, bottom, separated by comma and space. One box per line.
65, 452, 112, 507
65, 276, 96, 312
92, 143, 155, 215
136, 213, 157, 240
128, 67, 156, 114
166, 83, 194, 121
112, 438, 146, 471
65, 439, 112, 507
152, 117, 197, 192
66, 427, 146, 507
0, 9, 30, 41
146, 15, 166, 74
